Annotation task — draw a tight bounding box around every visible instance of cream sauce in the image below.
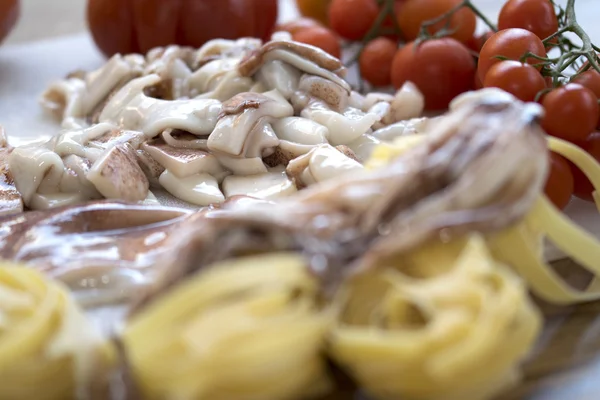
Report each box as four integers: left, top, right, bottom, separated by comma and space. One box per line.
222, 170, 297, 199
159, 170, 225, 206
9, 38, 430, 214
99, 74, 222, 138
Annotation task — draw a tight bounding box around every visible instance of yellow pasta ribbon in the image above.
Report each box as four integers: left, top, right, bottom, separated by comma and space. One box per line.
124, 253, 332, 400
329, 235, 541, 400
488, 137, 600, 304
367, 133, 600, 305
0, 264, 113, 400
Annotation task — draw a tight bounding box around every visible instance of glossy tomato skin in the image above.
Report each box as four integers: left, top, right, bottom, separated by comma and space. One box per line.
0, 0, 19, 44
542, 83, 599, 142
276, 17, 322, 35
478, 28, 546, 81
391, 38, 475, 110
498, 0, 558, 41
573, 69, 600, 127
87, 0, 278, 57
292, 26, 341, 59
483, 60, 546, 102
396, 0, 476, 43
545, 152, 574, 210
571, 131, 600, 202
574, 70, 600, 99
328, 0, 379, 41
296, 0, 331, 25
466, 31, 493, 53
359, 37, 397, 87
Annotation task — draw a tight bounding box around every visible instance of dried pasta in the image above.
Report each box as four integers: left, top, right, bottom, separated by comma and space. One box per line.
369, 133, 600, 305
0, 264, 112, 400
329, 235, 541, 400
124, 253, 332, 400
488, 137, 600, 304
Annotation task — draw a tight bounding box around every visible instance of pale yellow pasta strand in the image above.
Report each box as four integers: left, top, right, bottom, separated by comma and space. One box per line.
124, 253, 332, 400
549, 137, 600, 209
486, 137, 600, 304
329, 235, 541, 400
0, 264, 111, 400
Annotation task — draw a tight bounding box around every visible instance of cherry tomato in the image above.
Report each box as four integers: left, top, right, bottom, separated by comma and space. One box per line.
474, 74, 484, 90
498, 0, 558, 42
544, 152, 574, 210
483, 60, 546, 102
466, 31, 494, 53
573, 69, 600, 99
276, 18, 322, 36
359, 37, 397, 87
87, 0, 278, 57
296, 0, 331, 25
478, 28, 547, 81
396, 0, 476, 43
573, 68, 600, 127
0, 0, 18, 44
542, 83, 599, 142
570, 132, 600, 202
328, 0, 379, 41
292, 26, 341, 59
381, 0, 406, 40
391, 38, 475, 110
570, 131, 600, 202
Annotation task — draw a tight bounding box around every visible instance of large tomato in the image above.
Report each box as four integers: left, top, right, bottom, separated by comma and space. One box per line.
0, 0, 18, 44
87, 0, 279, 57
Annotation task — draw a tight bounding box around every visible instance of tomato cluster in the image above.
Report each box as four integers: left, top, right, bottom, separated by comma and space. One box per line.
471, 0, 600, 211
293, 0, 600, 211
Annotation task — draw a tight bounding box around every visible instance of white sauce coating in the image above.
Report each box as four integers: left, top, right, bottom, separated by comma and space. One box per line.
11, 35, 428, 210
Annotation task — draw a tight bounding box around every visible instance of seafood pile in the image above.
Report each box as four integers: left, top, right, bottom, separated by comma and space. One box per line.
1, 33, 428, 214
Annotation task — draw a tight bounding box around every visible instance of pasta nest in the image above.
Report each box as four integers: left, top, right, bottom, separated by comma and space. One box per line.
0, 266, 112, 400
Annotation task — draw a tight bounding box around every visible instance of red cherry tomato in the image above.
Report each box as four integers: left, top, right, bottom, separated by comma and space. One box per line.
570, 131, 600, 202
87, 0, 278, 57
466, 31, 494, 53
498, 0, 558, 42
478, 28, 547, 81
391, 38, 475, 110
541, 83, 600, 142
292, 26, 341, 59
276, 18, 323, 35
295, 0, 331, 26
328, 0, 379, 41
0, 0, 18, 44
545, 152, 574, 210
573, 68, 600, 127
359, 37, 398, 87
396, 0, 476, 43
483, 60, 546, 102
474, 73, 484, 90
573, 69, 600, 99
381, 0, 406, 40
